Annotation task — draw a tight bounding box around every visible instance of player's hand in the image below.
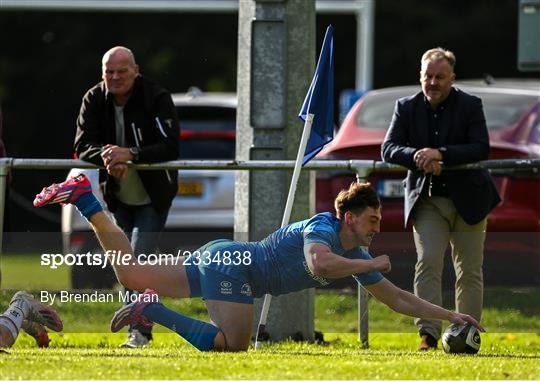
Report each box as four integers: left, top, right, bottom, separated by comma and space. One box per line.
101, 144, 132, 167
414, 148, 442, 169
371, 255, 391, 273
448, 312, 485, 332
107, 163, 128, 179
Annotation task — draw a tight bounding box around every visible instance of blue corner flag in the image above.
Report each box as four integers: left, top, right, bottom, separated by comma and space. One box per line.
299, 25, 334, 165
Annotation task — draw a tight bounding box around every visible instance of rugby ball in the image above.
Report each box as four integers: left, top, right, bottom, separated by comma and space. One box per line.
442, 323, 481, 354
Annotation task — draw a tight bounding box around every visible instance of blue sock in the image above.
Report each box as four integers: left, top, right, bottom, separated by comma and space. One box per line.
143, 303, 219, 351
73, 192, 103, 220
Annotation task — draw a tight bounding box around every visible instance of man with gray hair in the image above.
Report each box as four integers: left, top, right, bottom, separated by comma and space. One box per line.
74, 46, 179, 348
381, 47, 500, 350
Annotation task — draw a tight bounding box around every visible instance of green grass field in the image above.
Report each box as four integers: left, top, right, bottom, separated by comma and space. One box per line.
1, 254, 539, 379
2, 332, 539, 380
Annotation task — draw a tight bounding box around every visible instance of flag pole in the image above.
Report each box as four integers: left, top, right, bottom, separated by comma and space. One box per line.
280, 113, 315, 228
254, 113, 314, 350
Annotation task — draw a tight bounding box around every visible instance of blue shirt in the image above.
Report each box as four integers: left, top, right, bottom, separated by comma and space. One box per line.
203, 212, 383, 298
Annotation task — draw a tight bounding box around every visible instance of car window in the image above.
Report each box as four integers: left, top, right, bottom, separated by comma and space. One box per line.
354, 89, 539, 131
177, 106, 236, 131
530, 114, 540, 144
355, 91, 406, 130
177, 105, 236, 159
476, 93, 539, 130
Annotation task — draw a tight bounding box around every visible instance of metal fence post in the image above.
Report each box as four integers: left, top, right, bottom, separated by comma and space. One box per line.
358, 284, 369, 348
355, 164, 372, 348
0, 158, 12, 287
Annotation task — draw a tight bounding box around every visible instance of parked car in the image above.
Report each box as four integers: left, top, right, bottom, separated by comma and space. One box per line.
316, 79, 540, 287
63, 89, 236, 288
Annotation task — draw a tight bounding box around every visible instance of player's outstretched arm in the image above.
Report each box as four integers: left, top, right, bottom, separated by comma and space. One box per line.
365, 278, 485, 332
303, 243, 391, 278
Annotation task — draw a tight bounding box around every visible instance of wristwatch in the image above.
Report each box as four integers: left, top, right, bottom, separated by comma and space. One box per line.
438, 146, 447, 160
129, 147, 140, 161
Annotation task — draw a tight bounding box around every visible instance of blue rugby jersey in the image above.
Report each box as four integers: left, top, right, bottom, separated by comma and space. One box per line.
199, 212, 383, 298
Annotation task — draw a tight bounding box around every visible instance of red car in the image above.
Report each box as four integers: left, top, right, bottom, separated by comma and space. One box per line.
316, 80, 540, 287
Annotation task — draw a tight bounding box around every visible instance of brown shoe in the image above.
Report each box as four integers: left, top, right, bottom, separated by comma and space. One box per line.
418, 333, 438, 351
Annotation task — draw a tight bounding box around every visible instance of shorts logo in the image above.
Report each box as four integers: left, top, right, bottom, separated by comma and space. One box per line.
240, 283, 252, 296
220, 280, 232, 295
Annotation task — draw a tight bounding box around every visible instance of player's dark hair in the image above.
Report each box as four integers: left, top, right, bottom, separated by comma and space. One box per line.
334, 182, 380, 219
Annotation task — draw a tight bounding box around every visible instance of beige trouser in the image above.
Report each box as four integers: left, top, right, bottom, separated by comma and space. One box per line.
412, 196, 486, 339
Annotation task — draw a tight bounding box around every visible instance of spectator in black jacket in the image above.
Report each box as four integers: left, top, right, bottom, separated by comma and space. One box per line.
381, 47, 500, 351
74, 46, 179, 348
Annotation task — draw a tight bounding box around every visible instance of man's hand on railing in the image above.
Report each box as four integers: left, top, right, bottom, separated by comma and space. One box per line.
106, 163, 128, 179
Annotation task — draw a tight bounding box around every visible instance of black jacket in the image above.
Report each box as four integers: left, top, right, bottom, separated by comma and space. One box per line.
381, 88, 501, 226
74, 75, 179, 213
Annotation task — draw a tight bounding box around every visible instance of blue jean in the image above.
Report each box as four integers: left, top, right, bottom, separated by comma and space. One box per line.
113, 202, 168, 338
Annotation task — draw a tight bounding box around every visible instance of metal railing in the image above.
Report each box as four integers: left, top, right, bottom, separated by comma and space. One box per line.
0, 156, 539, 347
